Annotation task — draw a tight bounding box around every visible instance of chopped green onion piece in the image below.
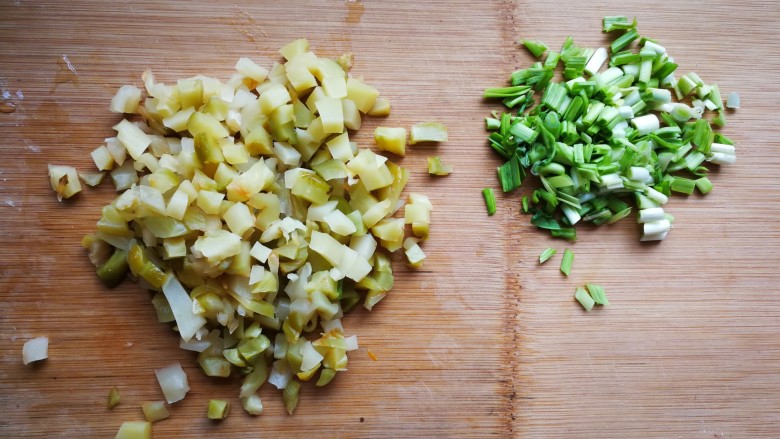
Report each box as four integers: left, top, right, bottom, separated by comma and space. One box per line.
712, 110, 727, 127
670, 176, 696, 195
586, 284, 609, 306
482, 17, 737, 243
551, 228, 577, 241
574, 287, 595, 311
509, 121, 538, 144
521, 195, 530, 213
483, 85, 532, 99
610, 28, 639, 53
522, 39, 548, 58
539, 247, 557, 264
603, 16, 637, 32
726, 92, 740, 109
695, 177, 713, 194
560, 248, 574, 276
482, 188, 496, 215
107, 387, 121, 409
544, 51, 561, 69
497, 156, 523, 192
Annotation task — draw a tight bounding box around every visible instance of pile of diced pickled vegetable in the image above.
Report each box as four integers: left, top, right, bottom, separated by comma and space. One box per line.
49, 39, 444, 426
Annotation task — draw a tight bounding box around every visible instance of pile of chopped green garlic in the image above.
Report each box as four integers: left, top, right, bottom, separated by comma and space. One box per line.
484, 16, 738, 241
50, 39, 440, 422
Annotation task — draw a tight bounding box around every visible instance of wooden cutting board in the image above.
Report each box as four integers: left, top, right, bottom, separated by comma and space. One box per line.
2, 1, 779, 437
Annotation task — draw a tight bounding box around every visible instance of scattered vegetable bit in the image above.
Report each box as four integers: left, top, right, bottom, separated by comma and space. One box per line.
79, 171, 106, 187
574, 287, 595, 311
48, 165, 82, 201
538, 247, 557, 264
22, 336, 48, 365
374, 126, 407, 156
405, 192, 433, 240
409, 122, 448, 144
522, 39, 548, 58
560, 248, 574, 276
695, 177, 713, 194
427, 156, 453, 176
726, 92, 740, 109
114, 421, 151, 439
403, 237, 426, 268
241, 394, 264, 416
482, 188, 496, 215
283, 380, 301, 415
574, 284, 609, 311
483, 17, 738, 242
207, 399, 230, 421
367, 349, 378, 361
586, 283, 609, 306
107, 387, 121, 409
316, 368, 337, 387
141, 401, 170, 423
602, 16, 637, 32
95, 248, 129, 288
154, 363, 189, 404
367, 97, 391, 116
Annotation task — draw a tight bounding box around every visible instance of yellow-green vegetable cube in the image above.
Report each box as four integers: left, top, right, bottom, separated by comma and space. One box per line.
374, 127, 407, 156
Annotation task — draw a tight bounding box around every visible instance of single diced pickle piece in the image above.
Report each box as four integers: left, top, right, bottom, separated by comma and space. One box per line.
286, 66, 318, 93
114, 421, 151, 439
322, 76, 348, 99
208, 399, 230, 421
142, 401, 170, 423
367, 97, 391, 117
292, 172, 331, 205
346, 77, 379, 113
342, 99, 362, 130
346, 149, 394, 191
107, 387, 121, 409
235, 57, 268, 83
110, 85, 142, 114
259, 83, 292, 115
48, 164, 82, 201
427, 156, 453, 176
410, 122, 448, 144
187, 112, 228, 139
279, 38, 310, 61
326, 132, 354, 162
403, 237, 426, 268
315, 97, 344, 134
374, 127, 407, 156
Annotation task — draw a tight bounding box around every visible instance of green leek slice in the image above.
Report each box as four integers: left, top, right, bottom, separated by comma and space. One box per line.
539, 248, 557, 264
560, 249, 574, 276
482, 188, 496, 215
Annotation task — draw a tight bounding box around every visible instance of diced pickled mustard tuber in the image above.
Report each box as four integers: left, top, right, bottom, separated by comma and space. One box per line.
65, 39, 441, 415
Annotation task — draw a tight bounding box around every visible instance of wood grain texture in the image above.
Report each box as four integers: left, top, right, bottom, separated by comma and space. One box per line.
0, 1, 778, 438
